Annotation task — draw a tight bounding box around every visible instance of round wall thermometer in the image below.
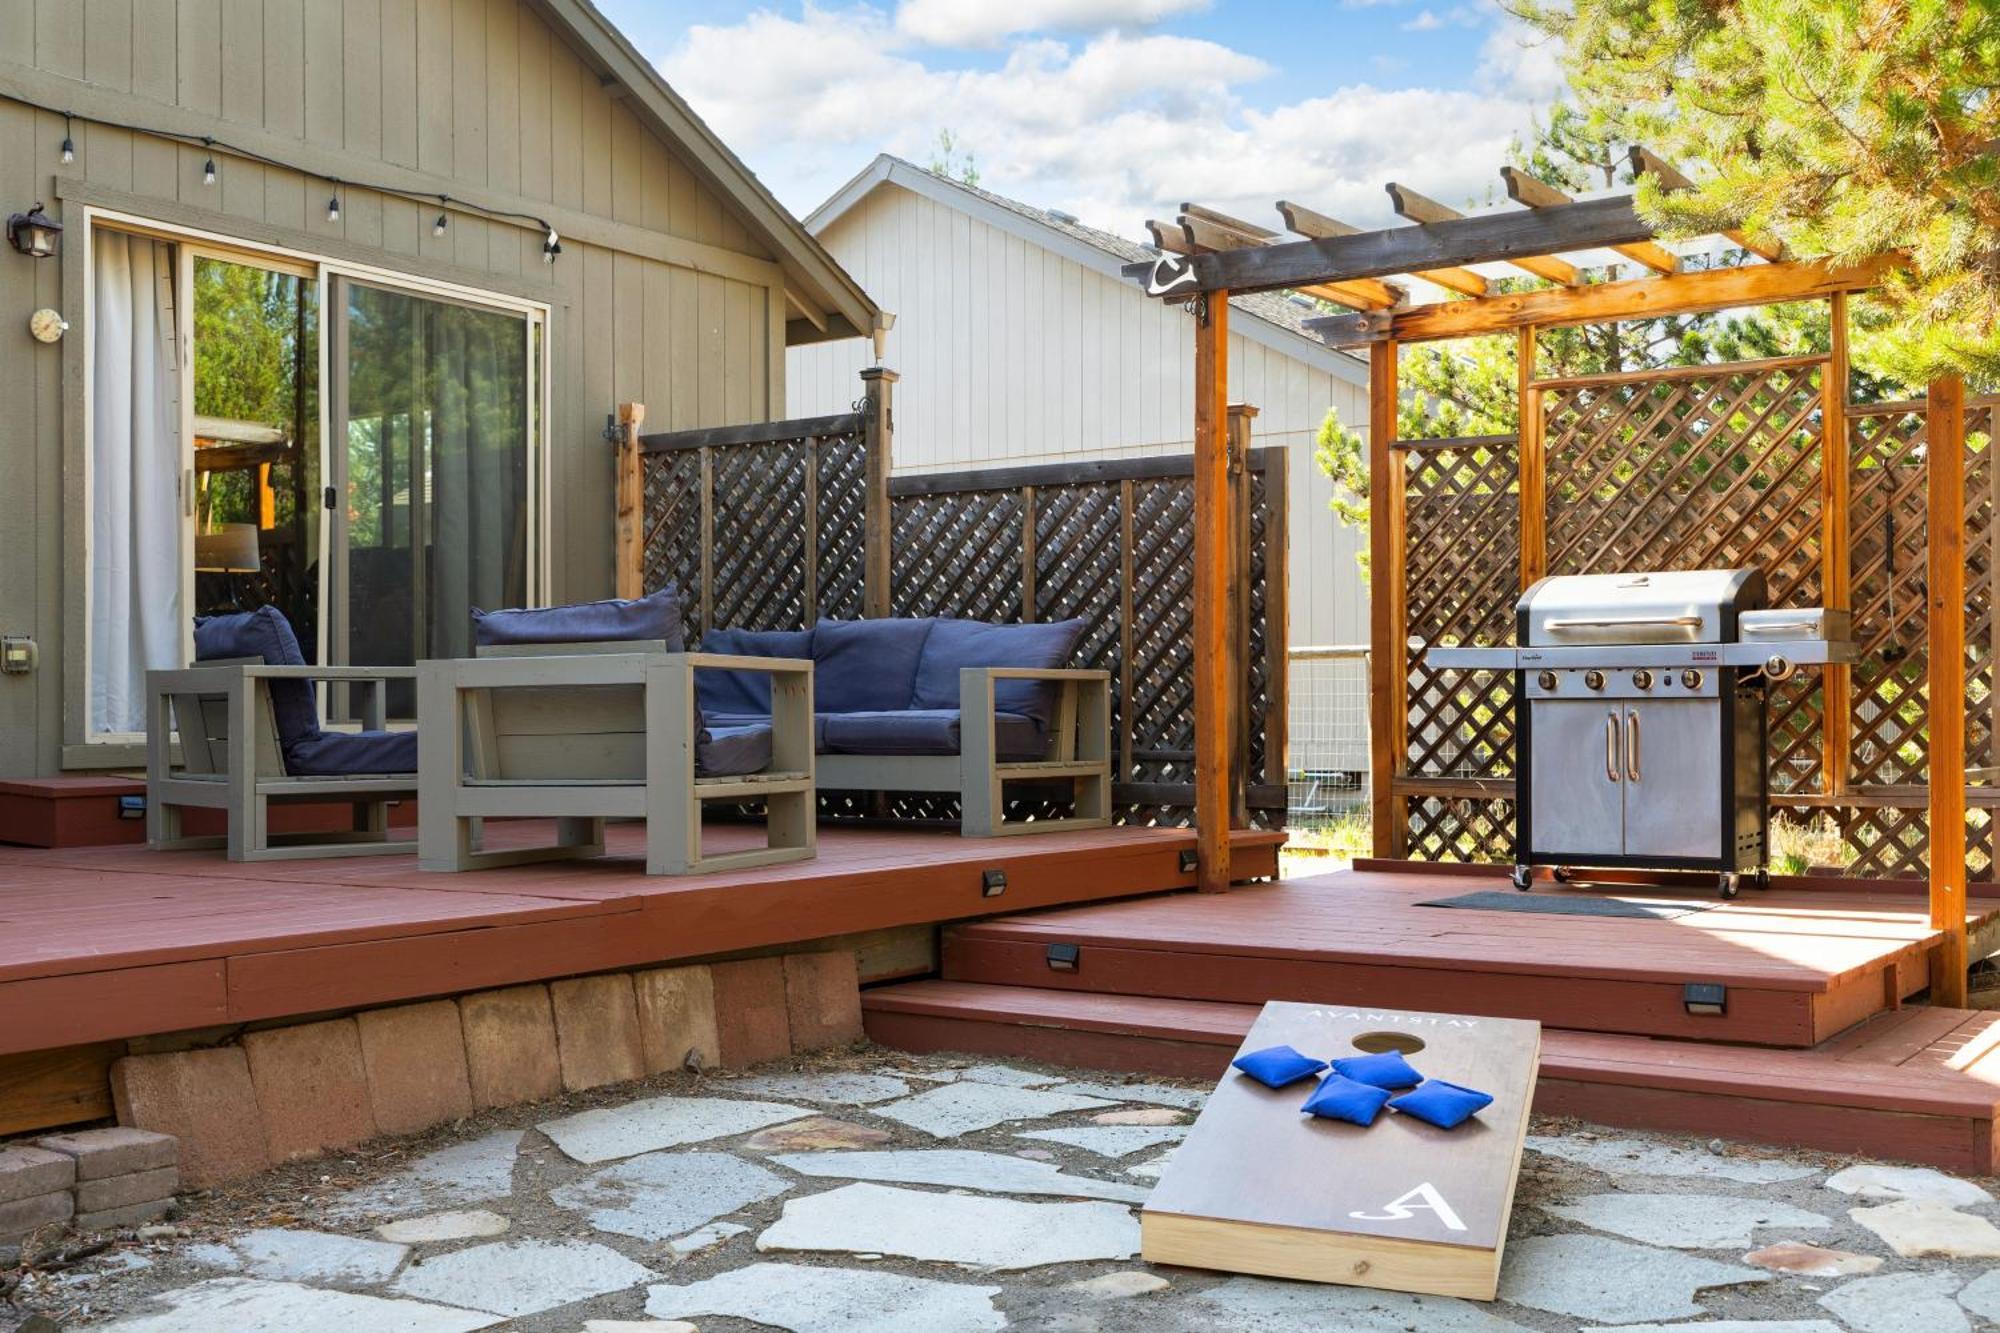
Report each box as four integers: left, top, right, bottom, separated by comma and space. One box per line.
29, 308, 68, 343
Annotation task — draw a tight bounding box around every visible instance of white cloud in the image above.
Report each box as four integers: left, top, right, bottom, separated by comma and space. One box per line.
1403, 10, 1444, 31
896, 0, 1212, 46
655, 2, 1545, 241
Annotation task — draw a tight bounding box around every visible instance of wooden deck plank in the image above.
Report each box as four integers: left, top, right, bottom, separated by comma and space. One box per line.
0, 824, 1278, 1056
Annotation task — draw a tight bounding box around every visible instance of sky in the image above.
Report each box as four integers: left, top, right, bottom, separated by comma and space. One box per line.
595, 0, 1568, 244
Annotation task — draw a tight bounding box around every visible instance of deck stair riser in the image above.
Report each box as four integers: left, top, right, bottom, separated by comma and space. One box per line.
861, 981, 2000, 1175
941, 925, 1924, 1049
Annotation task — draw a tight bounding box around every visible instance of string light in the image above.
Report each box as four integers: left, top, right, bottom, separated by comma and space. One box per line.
14, 95, 560, 263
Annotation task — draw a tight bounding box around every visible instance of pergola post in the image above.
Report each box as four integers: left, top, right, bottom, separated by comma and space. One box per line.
860, 367, 898, 619
614, 401, 647, 598
1927, 373, 1968, 1006
1368, 339, 1405, 858
1194, 292, 1233, 891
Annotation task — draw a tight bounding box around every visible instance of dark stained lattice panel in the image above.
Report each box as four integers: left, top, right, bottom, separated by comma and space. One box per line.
637, 418, 869, 637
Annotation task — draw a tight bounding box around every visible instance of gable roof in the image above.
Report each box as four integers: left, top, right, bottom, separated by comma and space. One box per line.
808, 155, 1365, 385
535, 0, 880, 347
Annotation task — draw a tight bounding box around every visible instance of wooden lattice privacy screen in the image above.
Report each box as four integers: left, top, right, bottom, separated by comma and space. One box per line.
1393, 353, 1995, 878
624, 386, 1287, 827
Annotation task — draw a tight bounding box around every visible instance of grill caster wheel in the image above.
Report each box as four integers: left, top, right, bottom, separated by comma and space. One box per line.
1552, 866, 1573, 884
1718, 872, 1741, 900
1753, 868, 1771, 892
1510, 864, 1534, 892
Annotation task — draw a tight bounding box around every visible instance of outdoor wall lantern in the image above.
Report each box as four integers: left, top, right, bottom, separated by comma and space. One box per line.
6, 204, 61, 259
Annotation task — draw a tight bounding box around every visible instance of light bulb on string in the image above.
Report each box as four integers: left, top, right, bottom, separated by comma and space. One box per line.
59, 113, 74, 165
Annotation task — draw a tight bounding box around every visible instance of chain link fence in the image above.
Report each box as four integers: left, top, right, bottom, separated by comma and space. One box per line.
1285, 645, 1371, 864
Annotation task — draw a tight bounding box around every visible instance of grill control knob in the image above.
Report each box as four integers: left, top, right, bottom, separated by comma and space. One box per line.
1536, 670, 1557, 691
1631, 669, 1654, 689
1583, 670, 1605, 691
1680, 668, 1702, 689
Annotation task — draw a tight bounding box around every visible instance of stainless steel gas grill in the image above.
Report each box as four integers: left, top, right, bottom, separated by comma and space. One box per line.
1429, 569, 1856, 898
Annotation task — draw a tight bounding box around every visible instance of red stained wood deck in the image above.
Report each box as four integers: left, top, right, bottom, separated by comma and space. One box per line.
863, 862, 2000, 1172
0, 822, 1282, 1057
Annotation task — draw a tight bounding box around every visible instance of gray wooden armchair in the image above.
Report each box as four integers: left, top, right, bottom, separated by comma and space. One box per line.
145, 608, 417, 861
416, 642, 815, 875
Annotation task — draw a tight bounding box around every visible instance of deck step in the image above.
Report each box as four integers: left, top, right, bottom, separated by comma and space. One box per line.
939, 874, 1933, 1047
861, 980, 2000, 1174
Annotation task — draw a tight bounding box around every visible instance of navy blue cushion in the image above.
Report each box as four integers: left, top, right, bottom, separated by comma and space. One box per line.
472, 586, 684, 649
1301, 1072, 1393, 1126
707, 709, 825, 753
1389, 1079, 1494, 1129
1331, 1051, 1424, 1090
194, 607, 319, 749
1231, 1044, 1326, 1089
285, 727, 418, 777
696, 627, 816, 716
697, 719, 773, 778
818, 709, 1045, 760
811, 618, 934, 713
910, 618, 1086, 725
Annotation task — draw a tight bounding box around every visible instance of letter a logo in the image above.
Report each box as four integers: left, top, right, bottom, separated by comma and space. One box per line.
1349, 1182, 1468, 1232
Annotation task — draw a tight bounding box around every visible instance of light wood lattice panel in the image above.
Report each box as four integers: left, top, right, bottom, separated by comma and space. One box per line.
1546, 358, 1827, 794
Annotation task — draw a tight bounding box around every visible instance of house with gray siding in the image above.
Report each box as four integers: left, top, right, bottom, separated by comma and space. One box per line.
0, 0, 879, 780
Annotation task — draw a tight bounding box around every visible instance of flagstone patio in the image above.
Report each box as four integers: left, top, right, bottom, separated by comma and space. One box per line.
4, 1049, 1999, 1331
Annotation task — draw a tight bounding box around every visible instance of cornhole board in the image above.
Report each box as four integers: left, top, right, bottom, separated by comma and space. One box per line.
1141, 999, 1541, 1301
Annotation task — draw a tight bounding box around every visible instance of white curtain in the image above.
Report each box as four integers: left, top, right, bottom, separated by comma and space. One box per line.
90, 230, 183, 735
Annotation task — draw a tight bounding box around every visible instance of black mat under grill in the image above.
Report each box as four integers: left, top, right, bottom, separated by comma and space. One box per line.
1416, 890, 1719, 920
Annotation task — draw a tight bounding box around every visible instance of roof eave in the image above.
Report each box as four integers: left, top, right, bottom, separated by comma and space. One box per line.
534, 0, 881, 345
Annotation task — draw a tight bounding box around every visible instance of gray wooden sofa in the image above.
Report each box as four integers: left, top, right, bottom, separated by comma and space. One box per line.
416, 590, 815, 876
145, 606, 417, 860
699, 616, 1111, 835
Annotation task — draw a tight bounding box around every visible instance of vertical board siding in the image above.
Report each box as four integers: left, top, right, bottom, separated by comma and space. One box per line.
1, 0, 794, 774
787, 181, 1368, 650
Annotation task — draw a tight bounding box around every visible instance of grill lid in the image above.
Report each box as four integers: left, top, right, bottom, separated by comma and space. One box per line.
1519, 569, 1766, 646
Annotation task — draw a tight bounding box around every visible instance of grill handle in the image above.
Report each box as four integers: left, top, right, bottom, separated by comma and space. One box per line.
1627, 710, 1641, 781
1543, 614, 1704, 630
1605, 713, 1621, 784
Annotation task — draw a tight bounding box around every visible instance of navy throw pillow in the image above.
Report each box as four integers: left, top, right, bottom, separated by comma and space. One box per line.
472, 585, 683, 649
910, 618, 1087, 724
1301, 1072, 1393, 1127
1331, 1051, 1424, 1090
1389, 1079, 1494, 1129
811, 617, 935, 713
194, 607, 319, 748
696, 627, 816, 715
1231, 1044, 1326, 1089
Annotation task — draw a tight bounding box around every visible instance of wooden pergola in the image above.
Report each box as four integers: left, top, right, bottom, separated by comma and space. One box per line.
1121, 151, 1974, 1005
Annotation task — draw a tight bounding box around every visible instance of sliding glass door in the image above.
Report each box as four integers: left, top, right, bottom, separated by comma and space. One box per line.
328, 278, 538, 715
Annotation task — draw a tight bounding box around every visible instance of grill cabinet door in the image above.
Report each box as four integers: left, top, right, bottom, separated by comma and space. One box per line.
1621, 699, 1721, 859
1528, 701, 1625, 857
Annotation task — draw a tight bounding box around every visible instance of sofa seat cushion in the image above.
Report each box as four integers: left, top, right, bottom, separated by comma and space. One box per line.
811, 617, 935, 713
820, 709, 1045, 760
194, 607, 322, 766
285, 727, 417, 777
911, 618, 1087, 725
697, 720, 773, 778
472, 586, 684, 649
705, 710, 825, 752
697, 628, 815, 716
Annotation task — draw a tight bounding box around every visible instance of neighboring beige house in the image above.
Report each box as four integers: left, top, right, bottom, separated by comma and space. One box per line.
0, 0, 880, 778
788, 155, 1369, 653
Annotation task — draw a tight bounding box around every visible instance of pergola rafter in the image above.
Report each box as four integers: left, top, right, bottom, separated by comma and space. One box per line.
1122, 154, 1969, 1005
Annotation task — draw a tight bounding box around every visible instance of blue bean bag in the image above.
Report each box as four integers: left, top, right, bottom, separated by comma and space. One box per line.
1231, 1044, 1327, 1089
1389, 1079, 1495, 1129
1301, 1072, 1393, 1126
1331, 1050, 1424, 1090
